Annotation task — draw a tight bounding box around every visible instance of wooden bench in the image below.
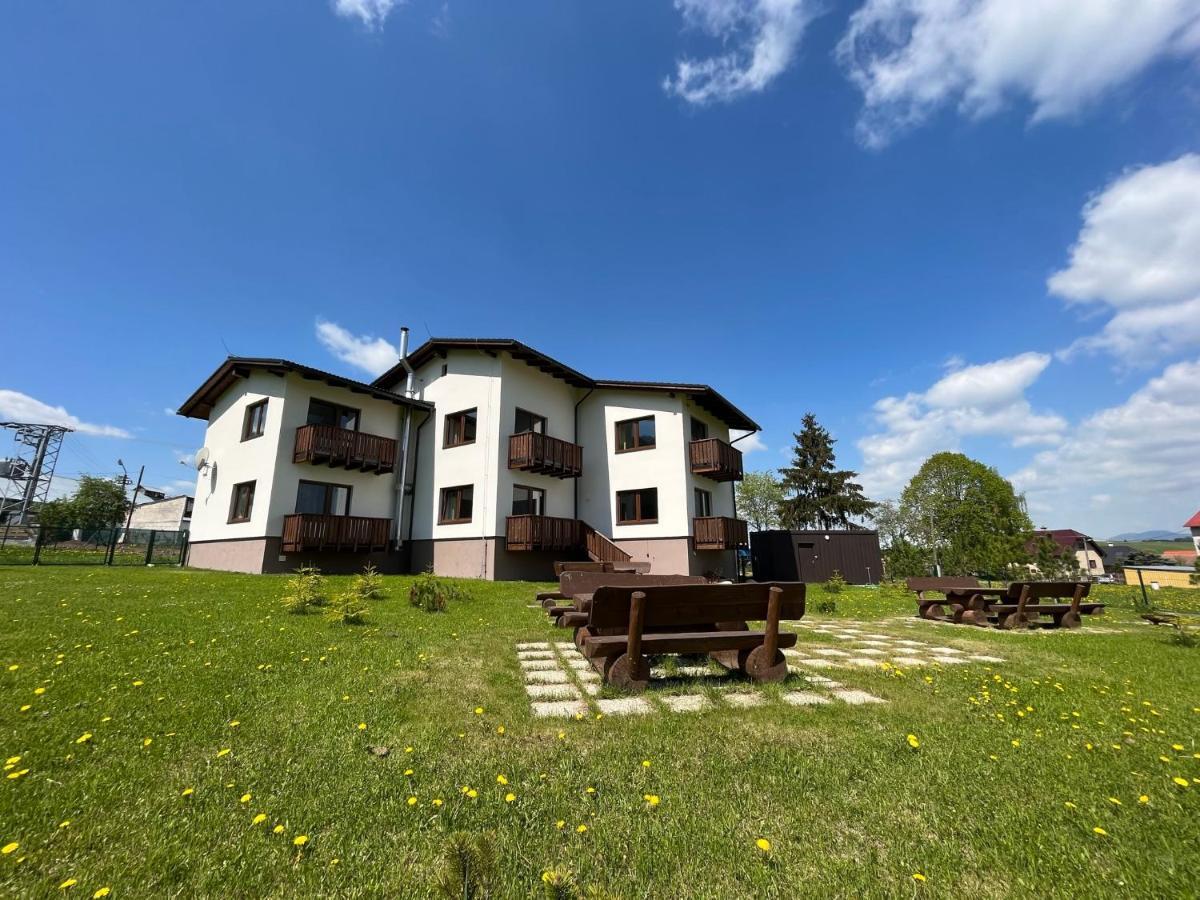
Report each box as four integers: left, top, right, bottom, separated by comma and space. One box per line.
907, 577, 987, 622
540, 571, 706, 617
990, 581, 1104, 629
579, 582, 806, 691
551, 560, 651, 577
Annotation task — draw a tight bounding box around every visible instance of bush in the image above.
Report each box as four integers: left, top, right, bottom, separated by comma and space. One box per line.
436, 831, 496, 899
326, 563, 384, 626
822, 571, 846, 595
281, 565, 326, 614
350, 563, 385, 600
409, 572, 467, 613
815, 599, 837, 615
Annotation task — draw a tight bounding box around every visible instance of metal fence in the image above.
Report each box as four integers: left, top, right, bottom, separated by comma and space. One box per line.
0, 524, 188, 567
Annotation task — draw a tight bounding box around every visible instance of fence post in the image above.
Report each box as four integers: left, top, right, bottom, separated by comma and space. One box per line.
105, 527, 118, 566
179, 532, 189, 567
144, 530, 157, 566
32, 525, 43, 566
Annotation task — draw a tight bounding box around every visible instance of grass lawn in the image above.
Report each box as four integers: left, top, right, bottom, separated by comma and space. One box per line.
2, 568, 1199, 898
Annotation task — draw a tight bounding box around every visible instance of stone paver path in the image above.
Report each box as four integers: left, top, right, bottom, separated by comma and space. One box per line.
786, 620, 1007, 670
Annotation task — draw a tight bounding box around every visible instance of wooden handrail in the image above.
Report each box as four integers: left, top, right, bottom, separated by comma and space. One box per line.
293, 424, 397, 473
507, 432, 583, 478
689, 438, 743, 482
580, 521, 632, 564
281, 513, 391, 553
505, 514, 582, 551
693, 516, 749, 550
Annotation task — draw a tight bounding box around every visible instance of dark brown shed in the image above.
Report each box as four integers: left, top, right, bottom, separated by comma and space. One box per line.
750, 530, 883, 585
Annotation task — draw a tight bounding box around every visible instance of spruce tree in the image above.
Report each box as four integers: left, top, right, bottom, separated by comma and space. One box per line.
778, 413, 875, 530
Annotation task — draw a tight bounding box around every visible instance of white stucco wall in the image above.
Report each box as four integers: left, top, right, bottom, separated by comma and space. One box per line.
681, 398, 736, 525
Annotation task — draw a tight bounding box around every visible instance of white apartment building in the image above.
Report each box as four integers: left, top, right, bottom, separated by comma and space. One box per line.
179, 335, 757, 580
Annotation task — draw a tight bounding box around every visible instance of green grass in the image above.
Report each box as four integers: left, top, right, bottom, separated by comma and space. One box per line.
1116, 540, 1195, 554
2, 569, 1199, 898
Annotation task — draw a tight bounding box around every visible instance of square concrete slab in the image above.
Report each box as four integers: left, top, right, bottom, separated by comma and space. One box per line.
532, 700, 589, 718
595, 697, 654, 716
813, 648, 850, 657
723, 692, 766, 708
580, 683, 601, 696
516, 642, 552, 650
854, 648, 887, 656
932, 656, 968, 665
783, 691, 833, 707
575, 670, 601, 683
517, 650, 556, 660
831, 689, 886, 705
519, 657, 561, 669
554, 642, 576, 651
846, 658, 884, 668
804, 675, 840, 686
661, 694, 708, 713
795, 658, 840, 669
565, 658, 592, 670
525, 683, 581, 699
892, 656, 928, 666
525, 669, 570, 684
969, 655, 1006, 663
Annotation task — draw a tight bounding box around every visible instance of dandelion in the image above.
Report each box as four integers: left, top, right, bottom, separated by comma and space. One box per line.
181, 787, 194, 797
407, 797, 417, 806
142, 738, 152, 748
404, 769, 414, 776
644, 794, 661, 807
273, 825, 285, 835
59, 820, 70, 829
496, 775, 508, 785
216, 748, 231, 758
1093, 827, 1108, 836
131, 680, 143, 687
432, 799, 443, 807
755, 838, 771, 852
229, 721, 240, 728
1108, 797, 1121, 806
293, 835, 308, 846
1138, 795, 1150, 804
5, 757, 18, 766
34, 687, 45, 695
1172, 744, 1184, 751
252, 814, 267, 825
496, 726, 505, 735
2, 842, 18, 855
467, 789, 478, 799
907, 734, 920, 749
1173, 777, 1190, 788
505, 793, 516, 803
357, 723, 367, 731
557, 731, 566, 740
59, 878, 77, 889
240, 793, 251, 803
474, 707, 484, 715
912, 873, 927, 883
1011, 740, 1020, 748
75, 733, 93, 745
19, 705, 30, 712
642, 760, 651, 768
576, 824, 588, 834
6, 665, 16, 671
93, 889, 111, 899
555, 820, 565, 829
7, 769, 28, 779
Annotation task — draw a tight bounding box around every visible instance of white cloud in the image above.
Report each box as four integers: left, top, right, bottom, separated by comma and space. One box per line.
857, 352, 1065, 498
1010, 358, 1200, 535
731, 429, 768, 453
664, 0, 819, 104
838, 0, 1200, 146
315, 320, 399, 377
1050, 154, 1200, 363
0, 390, 131, 438
332, 0, 402, 30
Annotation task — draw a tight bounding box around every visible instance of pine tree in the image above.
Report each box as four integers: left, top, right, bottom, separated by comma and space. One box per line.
778, 413, 874, 530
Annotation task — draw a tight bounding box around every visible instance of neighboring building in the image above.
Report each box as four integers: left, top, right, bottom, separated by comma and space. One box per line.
1163, 548, 1198, 565
1122, 565, 1197, 590
1031, 529, 1106, 577
1187, 509, 1200, 555
1101, 543, 1138, 569
177, 336, 756, 580
127, 495, 193, 532
749, 530, 883, 584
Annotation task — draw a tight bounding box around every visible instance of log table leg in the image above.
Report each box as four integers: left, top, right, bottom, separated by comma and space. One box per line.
744, 587, 788, 682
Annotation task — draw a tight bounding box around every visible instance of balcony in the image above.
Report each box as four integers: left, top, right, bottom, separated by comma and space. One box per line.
281, 514, 391, 553
506, 515, 582, 552
293, 424, 397, 475
693, 516, 749, 551
689, 438, 743, 482
508, 432, 583, 479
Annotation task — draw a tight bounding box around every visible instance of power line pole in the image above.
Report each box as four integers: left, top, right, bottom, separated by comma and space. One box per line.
123, 465, 144, 534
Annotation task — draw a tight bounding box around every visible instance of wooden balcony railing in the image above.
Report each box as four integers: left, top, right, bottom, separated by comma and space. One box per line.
693, 516, 749, 551
581, 521, 633, 564
507, 432, 583, 479
506, 515, 582, 552
293, 424, 397, 475
281, 514, 391, 553
689, 438, 743, 482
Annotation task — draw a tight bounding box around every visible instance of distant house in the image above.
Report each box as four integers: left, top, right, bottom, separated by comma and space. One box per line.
127, 496, 193, 533
1031, 529, 1106, 577
1101, 543, 1138, 569
1163, 548, 1198, 565
1123, 565, 1197, 590
1187, 509, 1200, 556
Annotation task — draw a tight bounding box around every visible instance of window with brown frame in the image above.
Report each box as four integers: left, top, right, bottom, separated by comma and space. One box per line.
694, 487, 713, 518
307, 398, 359, 431
295, 480, 351, 516
228, 481, 256, 523
241, 399, 268, 441
690, 417, 709, 442
615, 415, 656, 452
439, 485, 474, 524
444, 408, 477, 448
616, 488, 658, 524
514, 408, 547, 435
512, 484, 545, 517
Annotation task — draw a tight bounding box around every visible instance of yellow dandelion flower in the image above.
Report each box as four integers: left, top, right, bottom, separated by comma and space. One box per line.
240, 793, 251, 803
912, 873, 926, 883
1138, 795, 1149, 804
407, 797, 417, 806
432, 799, 443, 807
142, 738, 152, 748
467, 789, 478, 799
252, 814, 267, 825
5, 757, 18, 765
755, 838, 771, 852
6, 665, 17, 671
643, 794, 661, 806
496, 725, 505, 735
474, 707, 484, 715
19, 705, 31, 712
357, 723, 367, 731
555, 820, 565, 829
2, 842, 18, 855
293, 835, 308, 846
404, 769, 414, 776
59, 820, 70, 829
75, 733, 92, 745
33, 687, 45, 695
557, 731, 566, 740
1011, 740, 1020, 748
181, 787, 194, 797
216, 748, 231, 757
93, 888, 111, 899
229, 721, 240, 728
504, 793, 515, 803
273, 825, 285, 834
576, 824, 588, 833
1172, 744, 1184, 751
131, 680, 143, 687
1173, 777, 1190, 788
642, 760, 651, 768
59, 878, 77, 889
1093, 827, 1108, 836
907, 734, 920, 749
1108, 797, 1121, 806
6, 769, 28, 780
585, 787, 596, 794
404, 746, 413, 753
496, 775, 508, 785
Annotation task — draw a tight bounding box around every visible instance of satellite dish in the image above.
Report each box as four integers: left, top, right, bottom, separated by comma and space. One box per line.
194, 448, 211, 472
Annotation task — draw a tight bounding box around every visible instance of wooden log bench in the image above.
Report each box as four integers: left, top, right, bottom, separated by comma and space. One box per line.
989, 581, 1103, 630
551, 560, 651, 578
906, 577, 991, 624
578, 581, 806, 691
540, 571, 706, 617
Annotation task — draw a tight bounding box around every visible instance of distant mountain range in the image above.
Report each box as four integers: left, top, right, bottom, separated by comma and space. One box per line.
1107, 530, 1190, 542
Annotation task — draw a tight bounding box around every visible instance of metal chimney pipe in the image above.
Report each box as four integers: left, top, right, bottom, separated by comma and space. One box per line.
394, 327, 417, 549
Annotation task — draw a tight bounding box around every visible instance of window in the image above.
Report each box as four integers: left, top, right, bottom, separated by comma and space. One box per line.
228, 481, 256, 523
616, 488, 658, 524
242, 399, 268, 441
690, 418, 709, 441
444, 408, 477, 448
1088, 559, 1097, 570
694, 487, 712, 518
512, 484, 546, 517
295, 480, 351, 516
615, 416, 656, 452
439, 485, 474, 524
307, 398, 359, 431
514, 408, 547, 435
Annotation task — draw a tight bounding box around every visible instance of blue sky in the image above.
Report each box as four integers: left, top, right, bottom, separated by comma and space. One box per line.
2, 1, 1198, 538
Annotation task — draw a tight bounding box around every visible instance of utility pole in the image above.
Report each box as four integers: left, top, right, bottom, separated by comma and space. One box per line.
118, 460, 144, 536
